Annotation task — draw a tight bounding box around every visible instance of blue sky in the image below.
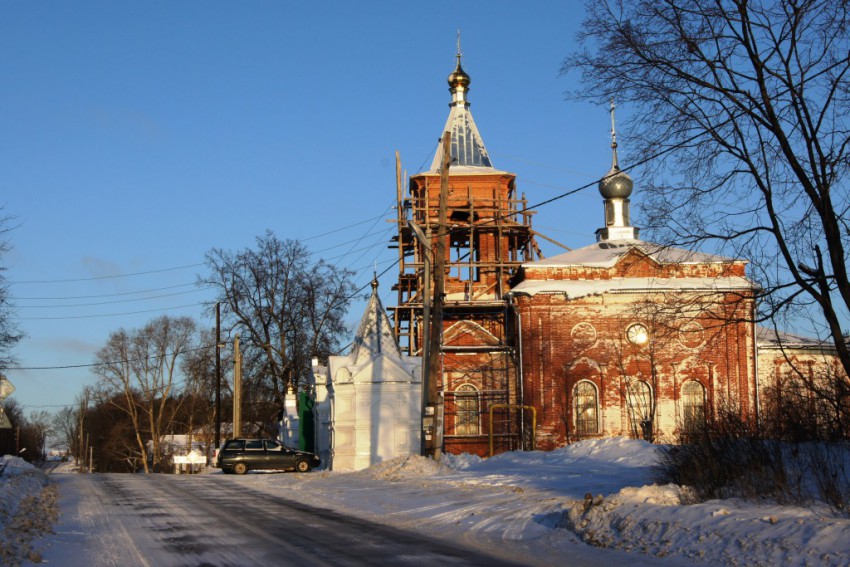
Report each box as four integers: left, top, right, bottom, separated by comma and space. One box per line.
0, 2, 625, 413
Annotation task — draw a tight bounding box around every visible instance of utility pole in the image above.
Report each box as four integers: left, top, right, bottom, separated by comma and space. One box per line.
425, 131, 451, 460
409, 217, 431, 456
215, 302, 222, 449
233, 334, 242, 438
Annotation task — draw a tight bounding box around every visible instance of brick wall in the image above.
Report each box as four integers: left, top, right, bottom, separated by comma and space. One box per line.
516, 288, 756, 449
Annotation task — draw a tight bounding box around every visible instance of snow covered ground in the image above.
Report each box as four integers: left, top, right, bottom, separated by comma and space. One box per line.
235, 437, 850, 566
10, 437, 850, 566
0, 456, 57, 565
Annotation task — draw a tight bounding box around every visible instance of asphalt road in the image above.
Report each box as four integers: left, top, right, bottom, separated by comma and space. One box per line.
42, 473, 528, 567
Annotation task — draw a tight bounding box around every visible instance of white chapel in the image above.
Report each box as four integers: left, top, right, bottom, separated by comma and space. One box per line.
310, 279, 422, 470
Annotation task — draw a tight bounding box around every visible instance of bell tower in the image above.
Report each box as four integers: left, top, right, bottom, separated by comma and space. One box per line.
390, 50, 541, 456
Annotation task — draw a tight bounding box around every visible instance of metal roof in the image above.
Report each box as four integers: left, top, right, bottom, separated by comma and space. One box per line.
427, 58, 496, 173
524, 239, 742, 269
347, 279, 402, 364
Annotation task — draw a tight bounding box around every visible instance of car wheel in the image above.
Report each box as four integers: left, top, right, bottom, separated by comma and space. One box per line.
233, 462, 248, 475
295, 459, 311, 473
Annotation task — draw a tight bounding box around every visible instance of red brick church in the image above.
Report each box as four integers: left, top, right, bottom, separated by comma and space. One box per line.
389, 55, 762, 456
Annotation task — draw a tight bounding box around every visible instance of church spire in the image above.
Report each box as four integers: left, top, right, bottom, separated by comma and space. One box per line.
348, 277, 402, 363
596, 100, 639, 242
429, 39, 494, 172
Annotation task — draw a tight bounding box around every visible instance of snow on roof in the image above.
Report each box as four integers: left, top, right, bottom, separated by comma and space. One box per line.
416, 165, 512, 176
525, 239, 740, 269
756, 326, 837, 350
511, 276, 753, 298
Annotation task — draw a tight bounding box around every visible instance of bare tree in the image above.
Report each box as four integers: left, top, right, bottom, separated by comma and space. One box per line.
0, 207, 23, 369
564, 0, 850, 377
177, 328, 219, 454
92, 315, 197, 473
27, 410, 52, 461
51, 406, 77, 454
200, 231, 354, 415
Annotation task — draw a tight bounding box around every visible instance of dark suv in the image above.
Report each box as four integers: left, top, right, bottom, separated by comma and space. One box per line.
216, 438, 320, 475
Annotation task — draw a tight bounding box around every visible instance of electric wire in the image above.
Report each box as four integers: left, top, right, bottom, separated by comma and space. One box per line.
6, 343, 216, 371
12, 282, 201, 301
17, 287, 214, 309
9, 263, 206, 285
6, 140, 693, 370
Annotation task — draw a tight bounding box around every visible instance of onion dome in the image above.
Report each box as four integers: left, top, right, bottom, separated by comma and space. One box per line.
448, 58, 471, 91
599, 159, 634, 199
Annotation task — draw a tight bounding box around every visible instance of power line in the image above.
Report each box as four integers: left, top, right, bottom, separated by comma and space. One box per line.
11, 303, 202, 321
17, 288, 214, 309
6, 343, 215, 371
301, 211, 393, 242
9, 263, 206, 285
12, 282, 202, 301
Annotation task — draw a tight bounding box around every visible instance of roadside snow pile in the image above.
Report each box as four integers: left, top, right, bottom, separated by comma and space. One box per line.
441, 451, 482, 470
450, 437, 659, 496
366, 454, 445, 481
0, 456, 58, 566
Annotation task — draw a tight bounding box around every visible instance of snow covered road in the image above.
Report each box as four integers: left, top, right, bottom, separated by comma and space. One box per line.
39, 473, 530, 567
28, 439, 850, 566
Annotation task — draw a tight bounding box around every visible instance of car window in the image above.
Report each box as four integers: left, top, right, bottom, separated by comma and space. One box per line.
245, 440, 263, 450
224, 440, 244, 450
265, 440, 281, 451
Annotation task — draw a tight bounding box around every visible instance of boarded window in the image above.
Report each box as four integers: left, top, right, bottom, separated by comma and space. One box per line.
455, 384, 480, 435
574, 381, 599, 435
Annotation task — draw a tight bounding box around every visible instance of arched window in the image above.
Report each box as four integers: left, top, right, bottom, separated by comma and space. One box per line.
626, 380, 653, 440
455, 384, 480, 436
574, 381, 599, 435
682, 381, 706, 433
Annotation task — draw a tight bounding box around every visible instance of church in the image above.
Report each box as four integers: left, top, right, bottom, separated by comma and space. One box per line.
384, 52, 759, 457
309, 53, 841, 468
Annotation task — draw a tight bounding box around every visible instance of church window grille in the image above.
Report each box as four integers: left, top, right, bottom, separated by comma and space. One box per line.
455, 384, 480, 436
574, 381, 599, 435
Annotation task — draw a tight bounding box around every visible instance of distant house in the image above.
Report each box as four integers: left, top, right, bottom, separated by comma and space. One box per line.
151, 434, 210, 473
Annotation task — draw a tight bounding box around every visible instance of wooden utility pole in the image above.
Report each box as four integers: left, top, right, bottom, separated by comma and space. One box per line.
215, 302, 222, 448
233, 334, 242, 438
426, 131, 450, 460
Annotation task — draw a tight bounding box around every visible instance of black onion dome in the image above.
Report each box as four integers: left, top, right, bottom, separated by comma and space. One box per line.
599, 165, 634, 199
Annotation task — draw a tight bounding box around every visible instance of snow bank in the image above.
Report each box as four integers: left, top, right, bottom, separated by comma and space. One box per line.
0, 456, 48, 522
0, 456, 57, 565
363, 454, 445, 481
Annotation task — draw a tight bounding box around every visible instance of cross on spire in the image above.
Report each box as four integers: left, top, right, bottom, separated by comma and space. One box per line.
609, 98, 620, 169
